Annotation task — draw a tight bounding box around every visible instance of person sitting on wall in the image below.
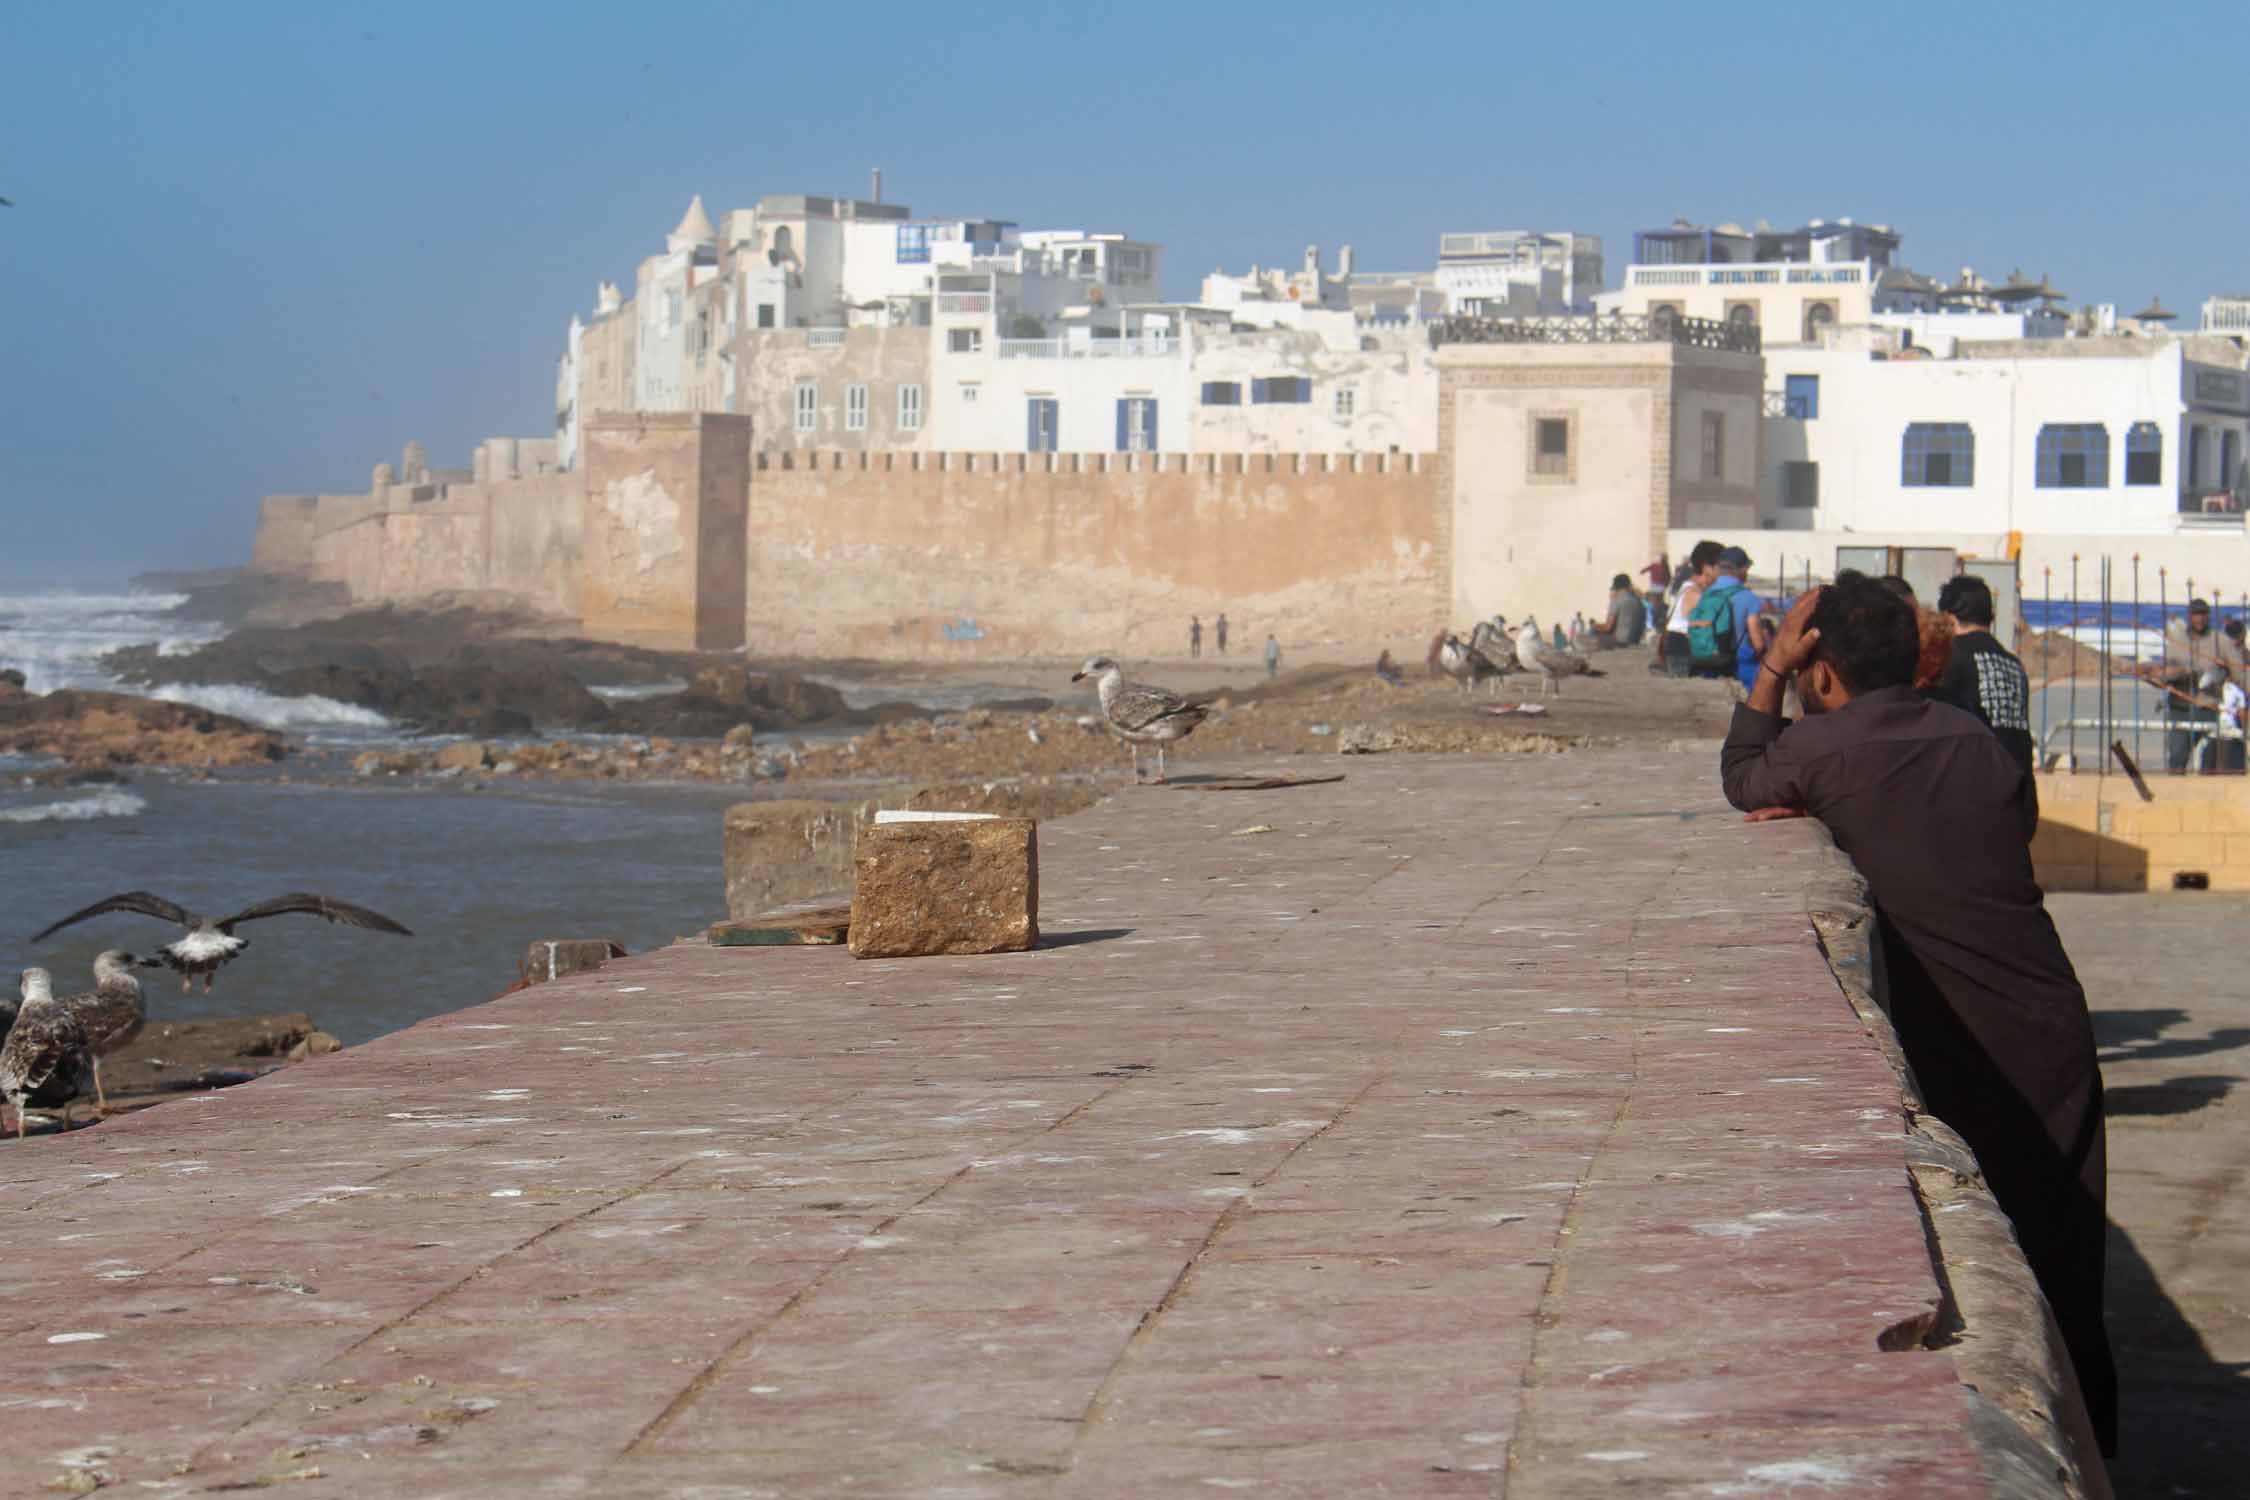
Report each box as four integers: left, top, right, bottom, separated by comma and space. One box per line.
1589, 574, 1648, 649
1720, 572, 2116, 1455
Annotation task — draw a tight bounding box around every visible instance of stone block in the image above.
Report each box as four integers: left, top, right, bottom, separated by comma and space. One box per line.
724, 799, 868, 920
434, 739, 492, 772
2139, 832, 2221, 869
519, 939, 628, 987
848, 818, 1038, 958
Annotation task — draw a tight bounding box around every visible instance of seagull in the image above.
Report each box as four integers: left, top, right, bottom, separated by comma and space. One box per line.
55, 951, 150, 1114
1070, 656, 1208, 783
31, 891, 413, 993
1514, 618, 1604, 699
3, 969, 94, 1139
1436, 633, 1505, 695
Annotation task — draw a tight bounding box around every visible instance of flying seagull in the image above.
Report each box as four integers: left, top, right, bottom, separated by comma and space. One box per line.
1513, 619, 1604, 699
55, 950, 151, 1114
3, 969, 94, 1139
31, 891, 413, 993
1071, 656, 1208, 784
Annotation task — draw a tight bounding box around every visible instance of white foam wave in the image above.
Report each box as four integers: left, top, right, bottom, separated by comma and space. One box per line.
155, 683, 394, 731
0, 589, 224, 694
589, 680, 688, 701
0, 789, 149, 824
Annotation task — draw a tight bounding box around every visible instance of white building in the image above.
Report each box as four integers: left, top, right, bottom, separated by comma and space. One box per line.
1434, 230, 1602, 316
1757, 331, 2250, 538
2202, 295, 2250, 337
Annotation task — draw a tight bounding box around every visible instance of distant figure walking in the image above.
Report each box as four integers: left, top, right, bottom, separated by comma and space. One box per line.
1189, 616, 1203, 659
1264, 634, 1281, 680
1215, 614, 1230, 655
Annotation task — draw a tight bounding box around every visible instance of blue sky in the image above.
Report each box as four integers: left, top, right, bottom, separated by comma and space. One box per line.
5, 0, 2244, 580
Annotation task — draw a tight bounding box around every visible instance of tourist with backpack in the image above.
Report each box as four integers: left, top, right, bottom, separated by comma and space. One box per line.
1659, 540, 1723, 677
1683, 546, 1748, 680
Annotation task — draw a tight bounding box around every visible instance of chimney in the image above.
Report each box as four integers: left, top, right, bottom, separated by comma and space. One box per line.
1339, 244, 1355, 279
871, 167, 883, 205
1305, 244, 1320, 277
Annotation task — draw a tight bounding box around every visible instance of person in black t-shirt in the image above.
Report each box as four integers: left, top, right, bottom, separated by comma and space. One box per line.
1935, 575, 2036, 780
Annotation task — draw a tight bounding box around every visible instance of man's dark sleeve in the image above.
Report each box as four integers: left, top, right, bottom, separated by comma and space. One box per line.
1935, 642, 1981, 719
1721, 704, 1810, 812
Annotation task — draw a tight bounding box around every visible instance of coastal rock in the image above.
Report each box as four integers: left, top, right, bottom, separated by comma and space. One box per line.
721, 723, 760, 755
285, 1031, 344, 1063
848, 817, 1040, 958
0, 688, 285, 767
433, 739, 492, 772
518, 938, 628, 987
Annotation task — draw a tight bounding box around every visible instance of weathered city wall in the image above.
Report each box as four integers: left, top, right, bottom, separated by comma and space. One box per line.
2034, 770, 2250, 891
280, 472, 583, 617
742, 449, 1445, 658
580, 412, 749, 651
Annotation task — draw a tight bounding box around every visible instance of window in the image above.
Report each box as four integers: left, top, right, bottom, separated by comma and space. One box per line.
1648, 301, 1684, 325
2187, 425, 2206, 488
1252, 376, 1311, 404
666, 290, 682, 329
1334, 387, 1357, 419
1700, 411, 1726, 481
947, 328, 983, 354
896, 224, 932, 264
1783, 461, 1820, 509
1116, 397, 1157, 452
2125, 422, 2162, 485
1802, 301, 1836, 342
2036, 423, 2109, 488
1726, 302, 1758, 329
960, 384, 979, 404
844, 384, 868, 432
1200, 381, 1241, 405
757, 303, 775, 329
1784, 373, 1819, 420
1533, 417, 1570, 477
1902, 423, 1975, 487
1026, 397, 1058, 452
897, 383, 923, 431
793, 382, 817, 434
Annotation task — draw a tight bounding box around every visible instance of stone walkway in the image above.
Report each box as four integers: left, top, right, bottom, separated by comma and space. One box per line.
2, 750, 2012, 1496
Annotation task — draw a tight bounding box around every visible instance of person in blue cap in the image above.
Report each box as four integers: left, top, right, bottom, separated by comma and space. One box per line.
1715, 546, 1768, 692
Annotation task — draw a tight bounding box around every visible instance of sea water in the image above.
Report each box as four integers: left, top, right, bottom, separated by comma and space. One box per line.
0, 590, 758, 1045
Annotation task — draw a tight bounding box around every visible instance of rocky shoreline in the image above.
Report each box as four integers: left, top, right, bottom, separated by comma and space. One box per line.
1, 671, 285, 768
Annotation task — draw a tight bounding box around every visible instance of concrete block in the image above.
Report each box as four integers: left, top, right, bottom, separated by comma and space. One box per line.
848, 817, 1038, 958
723, 799, 867, 921
519, 938, 627, 986
2109, 804, 2179, 836
2139, 833, 2221, 868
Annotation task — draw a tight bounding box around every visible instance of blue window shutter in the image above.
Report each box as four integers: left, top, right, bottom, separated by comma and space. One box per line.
1116, 400, 1129, 452
1298, 379, 1312, 404
1028, 400, 1039, 451
1252, 378, 1268, 405
1145, 399, 1157, 450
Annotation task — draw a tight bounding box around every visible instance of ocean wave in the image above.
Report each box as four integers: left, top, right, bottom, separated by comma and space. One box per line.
156, 683, 395, 730
0, 588, 225, 694
589, 680, 688, 701
0, 789, 149, 824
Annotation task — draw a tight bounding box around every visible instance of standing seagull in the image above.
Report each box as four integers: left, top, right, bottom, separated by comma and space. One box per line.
3, 969, 94, 1139
1513, 619, 1604, 699
1071, 656, 1209, 784
31, 891, 413, 993
55, 951, 150, 1114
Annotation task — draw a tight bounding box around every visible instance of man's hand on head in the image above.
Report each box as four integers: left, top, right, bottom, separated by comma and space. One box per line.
1766, 589, 1823, 676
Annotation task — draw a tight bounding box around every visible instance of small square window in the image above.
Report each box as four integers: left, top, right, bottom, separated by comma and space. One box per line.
844, 384, 868, 432
757, 303, 775, 329
793, 383, 817, 434
1535, 419, 1570, 475
1782, 460, 1819, 509
1701, 411, 1726, 481
960, 384, 979, 404
947, 328, 983, 354
897, 383, 923, 430
1334, 388, 1357, 419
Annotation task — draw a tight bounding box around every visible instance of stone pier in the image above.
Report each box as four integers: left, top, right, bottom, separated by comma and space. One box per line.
0, 751, 2099, 1496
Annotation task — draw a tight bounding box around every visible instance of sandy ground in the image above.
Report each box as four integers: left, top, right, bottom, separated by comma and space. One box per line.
2048, 893, 2250, 1499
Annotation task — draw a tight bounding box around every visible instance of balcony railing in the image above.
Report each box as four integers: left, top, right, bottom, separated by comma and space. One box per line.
1431, 312, 1761, 356
805, 327, 847, 347
996, 336, 1180, 359
936, 293, 993, 317
1626, 261, 1866, 288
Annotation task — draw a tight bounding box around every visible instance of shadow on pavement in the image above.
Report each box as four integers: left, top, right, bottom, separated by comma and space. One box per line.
2093, 1007, 2250, 1067
1034, 928, 1135, 950
2106, 1217, 2250, 1497
2103, 1076, 2237, 1118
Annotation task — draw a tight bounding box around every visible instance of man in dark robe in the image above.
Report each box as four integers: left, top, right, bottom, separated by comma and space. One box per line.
1720, 571, 2116, 1454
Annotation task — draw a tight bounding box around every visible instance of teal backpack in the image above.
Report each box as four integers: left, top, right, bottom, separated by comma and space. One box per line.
1686, 579, 1742, 669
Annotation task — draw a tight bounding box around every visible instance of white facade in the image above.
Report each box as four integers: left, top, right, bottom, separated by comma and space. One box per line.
1758, 335, 2250, 540
1434, 230, 1602, 316
2203, 296, 2250, 337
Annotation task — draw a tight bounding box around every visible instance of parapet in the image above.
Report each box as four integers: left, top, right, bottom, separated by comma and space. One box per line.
750, 449, 1429, 476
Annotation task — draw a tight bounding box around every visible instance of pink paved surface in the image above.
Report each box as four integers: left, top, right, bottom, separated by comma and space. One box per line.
0, 751, 2002, 1497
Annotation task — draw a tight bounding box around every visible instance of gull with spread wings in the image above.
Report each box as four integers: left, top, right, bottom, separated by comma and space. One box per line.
30, 891, 413, 993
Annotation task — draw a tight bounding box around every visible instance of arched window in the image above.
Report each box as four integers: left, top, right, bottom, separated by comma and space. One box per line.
1802, 301, 1837, 342
1726, 302, 1758, 329
2124, 422, 2162, 486
2036, 424, 2109, 488
1902, 423, 1974, 487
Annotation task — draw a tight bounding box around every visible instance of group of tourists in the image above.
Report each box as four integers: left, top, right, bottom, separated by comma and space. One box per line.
1188, 614, 1281, 679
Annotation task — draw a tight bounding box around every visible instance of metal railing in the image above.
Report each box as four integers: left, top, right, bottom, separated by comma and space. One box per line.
995, 336, 1179, 359
1431, 312, 1762, 355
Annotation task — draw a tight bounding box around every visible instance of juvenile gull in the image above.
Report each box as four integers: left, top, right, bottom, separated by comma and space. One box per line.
2, 968, 94, 1139
54, 950, 150, 1114
32, 890, 413, 993
1071, 656, 1209, 784
1514, 618, 1604, 699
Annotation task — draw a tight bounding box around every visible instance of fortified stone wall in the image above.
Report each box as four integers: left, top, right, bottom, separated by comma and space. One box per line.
742, 449, 1444, 659
580, 412, 750, 651
282, 473, 583, 617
